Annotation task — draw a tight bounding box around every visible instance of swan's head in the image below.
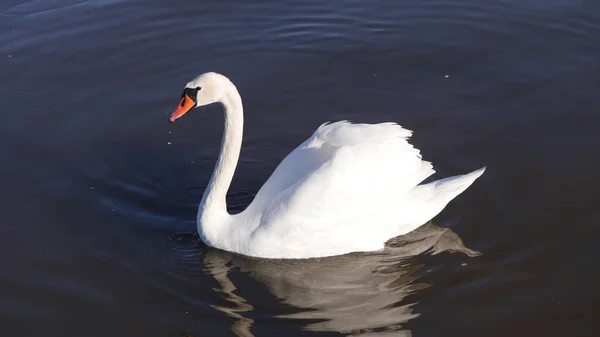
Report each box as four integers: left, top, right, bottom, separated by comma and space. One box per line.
170, 72, 232, 123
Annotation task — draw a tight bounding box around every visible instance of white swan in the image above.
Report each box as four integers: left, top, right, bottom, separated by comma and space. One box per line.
169, 72, 485, 259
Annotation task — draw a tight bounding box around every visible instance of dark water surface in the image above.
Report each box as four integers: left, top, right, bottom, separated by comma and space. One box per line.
2, 0, 600, 336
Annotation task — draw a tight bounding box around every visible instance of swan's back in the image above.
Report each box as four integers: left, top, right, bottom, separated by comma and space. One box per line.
238, 121, 484, 258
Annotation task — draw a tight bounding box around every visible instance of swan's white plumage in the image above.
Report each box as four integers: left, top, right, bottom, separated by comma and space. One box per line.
239, 121, 483, 258
172, 72, 485, 259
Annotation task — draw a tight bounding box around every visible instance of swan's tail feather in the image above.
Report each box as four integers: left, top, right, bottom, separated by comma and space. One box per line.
404, 167, 486, 228
421, 167, 485, 197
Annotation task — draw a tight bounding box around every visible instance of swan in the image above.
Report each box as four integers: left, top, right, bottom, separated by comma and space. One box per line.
169, 72, 485, 259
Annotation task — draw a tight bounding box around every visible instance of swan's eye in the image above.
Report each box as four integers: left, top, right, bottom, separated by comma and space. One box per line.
182, 87, 200, 103
196, 86, 202, 91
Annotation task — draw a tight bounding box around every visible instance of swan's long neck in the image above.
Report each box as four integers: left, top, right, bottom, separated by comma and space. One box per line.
198, 83, 243, 229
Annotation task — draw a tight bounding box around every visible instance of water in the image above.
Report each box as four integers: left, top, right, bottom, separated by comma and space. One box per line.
1, 0, 599, 336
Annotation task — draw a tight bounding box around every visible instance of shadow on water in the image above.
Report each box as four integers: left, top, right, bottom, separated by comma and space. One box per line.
176, 222, 479, 337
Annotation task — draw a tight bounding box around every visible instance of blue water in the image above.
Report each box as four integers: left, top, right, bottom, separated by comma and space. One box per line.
1, 0, 599, 336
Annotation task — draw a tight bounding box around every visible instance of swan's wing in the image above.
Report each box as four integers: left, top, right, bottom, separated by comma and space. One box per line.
259, 121, 435, 223
248, 121, 483, 258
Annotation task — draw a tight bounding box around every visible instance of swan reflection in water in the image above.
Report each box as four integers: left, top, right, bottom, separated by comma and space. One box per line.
193, 222, 479, 337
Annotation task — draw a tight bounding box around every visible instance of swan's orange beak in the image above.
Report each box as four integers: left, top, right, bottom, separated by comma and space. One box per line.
170, 94, 196, 123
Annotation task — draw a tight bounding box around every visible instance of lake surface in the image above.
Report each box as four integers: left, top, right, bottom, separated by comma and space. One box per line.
1, 0, 599, 336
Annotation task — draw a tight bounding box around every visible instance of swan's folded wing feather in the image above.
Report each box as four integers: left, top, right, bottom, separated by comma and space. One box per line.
250, 121, 427, 207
